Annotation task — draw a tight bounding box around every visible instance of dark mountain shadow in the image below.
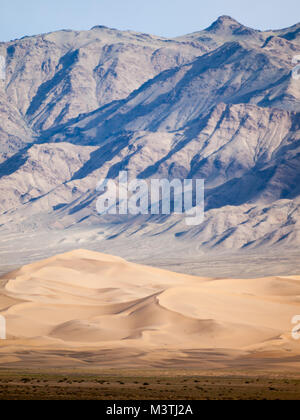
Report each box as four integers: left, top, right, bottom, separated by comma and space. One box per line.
26, 50, 79, 119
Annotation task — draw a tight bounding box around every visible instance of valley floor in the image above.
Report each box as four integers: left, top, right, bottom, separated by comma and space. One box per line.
0, 227, 299, 278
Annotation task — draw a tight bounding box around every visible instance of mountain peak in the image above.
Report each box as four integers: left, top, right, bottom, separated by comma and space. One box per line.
216, 15, 238, 23
205, 16, 258, 37
206, 15, 240, 31
91, 25, 110, 30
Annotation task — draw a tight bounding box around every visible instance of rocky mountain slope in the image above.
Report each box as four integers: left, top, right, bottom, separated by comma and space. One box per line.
0, 16, 299, 254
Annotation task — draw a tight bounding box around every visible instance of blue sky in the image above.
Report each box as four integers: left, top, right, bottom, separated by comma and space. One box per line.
1, 0, 300, 41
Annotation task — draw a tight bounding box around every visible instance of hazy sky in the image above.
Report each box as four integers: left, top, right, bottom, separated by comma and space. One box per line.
1, 0, 300, 41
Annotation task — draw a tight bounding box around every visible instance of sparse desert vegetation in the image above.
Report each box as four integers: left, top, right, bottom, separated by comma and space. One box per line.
0, 371, 300, 400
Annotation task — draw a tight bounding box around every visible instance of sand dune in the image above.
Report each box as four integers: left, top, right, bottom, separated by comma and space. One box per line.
0, 249, 299, 370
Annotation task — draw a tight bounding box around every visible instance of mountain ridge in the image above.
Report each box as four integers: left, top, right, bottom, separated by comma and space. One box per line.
0, 16, 299, 258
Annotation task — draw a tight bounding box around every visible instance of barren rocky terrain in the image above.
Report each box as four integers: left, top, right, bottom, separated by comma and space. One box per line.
0, 16, 299, 271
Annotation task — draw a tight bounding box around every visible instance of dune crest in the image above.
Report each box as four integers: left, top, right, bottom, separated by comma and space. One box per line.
0, 249, 299, 370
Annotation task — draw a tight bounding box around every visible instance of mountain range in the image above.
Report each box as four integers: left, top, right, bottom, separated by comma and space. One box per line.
0, 16, 299, 267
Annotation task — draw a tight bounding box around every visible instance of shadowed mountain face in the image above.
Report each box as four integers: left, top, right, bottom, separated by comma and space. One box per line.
0, 17, 299, 252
